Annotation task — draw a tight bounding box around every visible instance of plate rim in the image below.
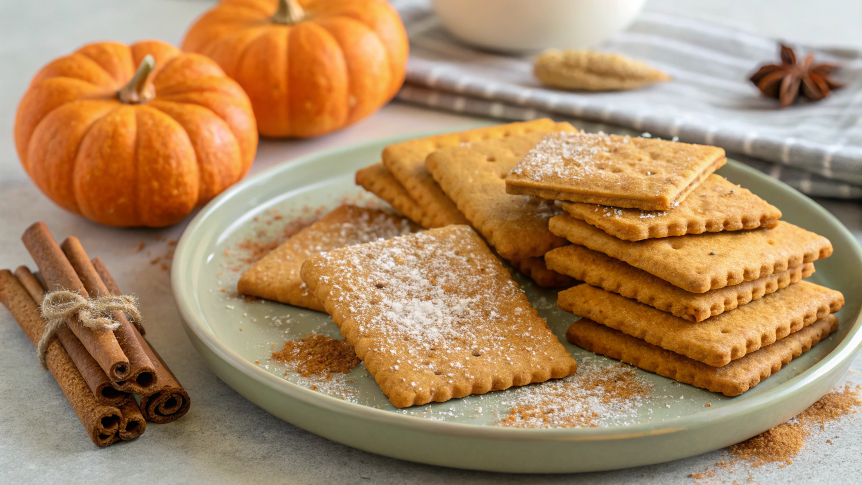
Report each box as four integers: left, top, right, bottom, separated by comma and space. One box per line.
172, 129, 862, 444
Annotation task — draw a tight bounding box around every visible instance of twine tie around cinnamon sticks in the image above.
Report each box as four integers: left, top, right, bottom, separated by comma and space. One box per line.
38, 291, 141, 368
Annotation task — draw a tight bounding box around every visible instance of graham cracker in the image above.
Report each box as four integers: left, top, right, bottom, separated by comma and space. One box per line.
549, 215, 833, 293
567, 315, 839, 396
426, 128, 575, 260
238, 205, 418, 312
505, 132, 727, 210
561, 174, 782, 241
382, 119, 571, 228
510, 257, 574, 288
545, 245, 815, 322
557, 281, 844, 367
300, 225, 578, 408
355, 163, 432, 228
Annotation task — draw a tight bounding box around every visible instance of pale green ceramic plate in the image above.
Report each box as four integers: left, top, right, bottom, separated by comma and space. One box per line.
172, 131, 862, 474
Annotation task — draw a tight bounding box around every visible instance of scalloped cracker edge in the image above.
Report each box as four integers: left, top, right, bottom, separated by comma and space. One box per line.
561, 174, 781, 241
550, 216, 833, 293
558, 281, 843, 367
567, 315, 838, 396
509, 257, 574, 288
546, 245, 814, 322
356, 163, 429, 228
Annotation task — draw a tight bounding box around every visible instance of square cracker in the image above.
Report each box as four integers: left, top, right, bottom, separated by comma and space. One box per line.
505, 132, 727, 210
355, 163, 572, 288
549, 215, 833, 293
238, 205, 418, 312
561, 174, 782, 241
382, 119, 569, 228
557, 281, 844, 367
355, 163, 433, 228
545, 244, 815, 322
300, 225, 578, 408
567, 315, 838, 396
426, 128, 574, 260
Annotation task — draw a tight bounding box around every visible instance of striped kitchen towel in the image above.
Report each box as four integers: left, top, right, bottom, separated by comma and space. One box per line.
391, 0, 862, 199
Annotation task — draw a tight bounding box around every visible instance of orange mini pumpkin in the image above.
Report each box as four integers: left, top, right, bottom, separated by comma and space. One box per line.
182, 0, 408, 138
15, 40, 258, 227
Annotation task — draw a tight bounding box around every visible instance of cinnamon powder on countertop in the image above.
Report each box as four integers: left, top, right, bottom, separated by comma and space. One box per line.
728, 384, 861, 468
692, 384, 862, 481
272, 334, 360, 377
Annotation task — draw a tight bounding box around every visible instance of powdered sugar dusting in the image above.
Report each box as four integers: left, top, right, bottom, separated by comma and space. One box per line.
295, 207, 416, 256
507, 132, 719, 202
497, 358, 652, 428
309, 225, 572, 404
281, 362, 359, 402
509, 132, 614, 182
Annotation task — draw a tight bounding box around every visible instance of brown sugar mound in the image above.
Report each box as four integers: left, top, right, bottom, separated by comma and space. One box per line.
272, 334, 360, 377
729, 384, 861, 468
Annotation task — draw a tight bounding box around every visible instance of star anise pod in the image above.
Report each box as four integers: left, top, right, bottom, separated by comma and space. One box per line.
750, 44, 842, 107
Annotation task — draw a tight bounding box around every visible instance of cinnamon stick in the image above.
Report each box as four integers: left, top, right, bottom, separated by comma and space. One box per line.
92, 257, 191, 423
138, 345, 192, 423
22, 222, 130, 381
14, 266, 129, 407
118, 398, 147, 441
61, 237, 157, 393
97, 266, 145, 336
0, 270, 122, 447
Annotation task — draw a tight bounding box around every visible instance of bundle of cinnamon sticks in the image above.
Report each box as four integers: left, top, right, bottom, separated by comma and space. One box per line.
0, 222, 190, 447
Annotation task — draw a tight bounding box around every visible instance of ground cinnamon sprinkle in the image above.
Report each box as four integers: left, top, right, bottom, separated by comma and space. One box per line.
148, 244, 175, 272
229, 208, 322, 270
272, 334, 360, 377
498, 360, 651, 428
728, 385, 861, 468
692, 384, 862, 481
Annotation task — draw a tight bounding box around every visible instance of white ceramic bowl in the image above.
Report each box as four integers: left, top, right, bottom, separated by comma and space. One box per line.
431, 0, 647, 53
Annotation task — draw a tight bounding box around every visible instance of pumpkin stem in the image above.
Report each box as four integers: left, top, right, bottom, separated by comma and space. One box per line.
118, 55, 156, 104
272, 0, 305, 25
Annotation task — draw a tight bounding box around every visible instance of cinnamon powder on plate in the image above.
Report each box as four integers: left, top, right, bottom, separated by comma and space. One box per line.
498, 361, 651, 428
272, 334, 360, 377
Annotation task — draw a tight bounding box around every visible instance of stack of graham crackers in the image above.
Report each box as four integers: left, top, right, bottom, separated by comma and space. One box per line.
504, 131, 844, 396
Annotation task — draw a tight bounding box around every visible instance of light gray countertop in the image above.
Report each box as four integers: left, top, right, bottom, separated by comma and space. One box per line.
2, 1, 861, 483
